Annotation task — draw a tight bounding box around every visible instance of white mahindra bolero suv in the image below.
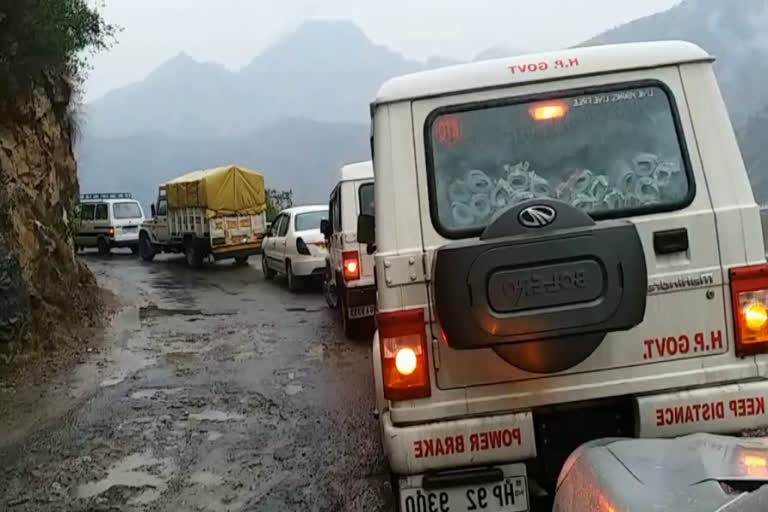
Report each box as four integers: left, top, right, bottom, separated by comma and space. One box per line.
360, 40, 768, 511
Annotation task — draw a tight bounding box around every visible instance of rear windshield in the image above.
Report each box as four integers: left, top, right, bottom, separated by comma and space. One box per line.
359, 183, 374, 216
113, 202, 143, 219
295, 210, 328, 232
427, 83, 691, 236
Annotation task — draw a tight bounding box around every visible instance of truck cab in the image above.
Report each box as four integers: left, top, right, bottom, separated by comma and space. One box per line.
366, 40, 768, 510
322, 161, 377, 338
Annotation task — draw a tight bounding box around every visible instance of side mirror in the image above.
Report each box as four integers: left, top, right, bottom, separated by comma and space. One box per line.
357, 214, 375, 254
151, 203, 156, 217
320, 219, 330, 237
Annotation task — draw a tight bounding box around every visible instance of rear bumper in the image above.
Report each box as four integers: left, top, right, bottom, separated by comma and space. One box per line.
383, 379, 768, 476
382, 411, 536, 475
110, 236, 139, 248
212, 243, 262, 260
291, 257, 326, 277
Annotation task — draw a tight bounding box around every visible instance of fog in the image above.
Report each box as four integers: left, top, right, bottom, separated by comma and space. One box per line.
85, 0, 680, 100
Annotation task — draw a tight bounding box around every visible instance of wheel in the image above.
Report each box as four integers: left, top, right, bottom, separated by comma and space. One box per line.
323, 265, 338, 309
97, 237, 110, 256
139, 232, 155, 262
130, 244, 140, 256
184, 241, 203, 268
262, 254, 276, 279
286, 261, 301, 292
234, 255, 249, 265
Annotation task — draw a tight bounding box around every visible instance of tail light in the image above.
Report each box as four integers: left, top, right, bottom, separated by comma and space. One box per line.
377, 308, 430, 401
109, 227, 115, 236
343, 250, 360, 281
296, 237, 310, 255
730, 264, 768, 356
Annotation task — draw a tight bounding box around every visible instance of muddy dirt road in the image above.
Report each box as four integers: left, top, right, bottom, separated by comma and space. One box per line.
0, 252, 391, 511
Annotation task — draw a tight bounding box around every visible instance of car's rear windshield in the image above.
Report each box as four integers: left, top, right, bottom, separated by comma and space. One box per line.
295, 210, 328, 232
112, 202, 143, 219
359, 183, 374, 216
427, 83, 691, 236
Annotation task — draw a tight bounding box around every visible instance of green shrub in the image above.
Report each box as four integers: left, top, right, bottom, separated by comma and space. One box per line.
0, 0, 116, 105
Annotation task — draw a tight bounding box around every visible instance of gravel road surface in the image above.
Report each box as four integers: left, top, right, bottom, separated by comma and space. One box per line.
0, 251, 391, 511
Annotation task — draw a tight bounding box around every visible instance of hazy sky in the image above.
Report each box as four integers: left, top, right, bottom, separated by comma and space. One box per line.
85, 0, 681, 101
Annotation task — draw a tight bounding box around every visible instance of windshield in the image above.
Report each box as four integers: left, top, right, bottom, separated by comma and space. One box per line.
112, 202, 143, 219
428, 84, 690, 235
359, 183, 374, 216
295, 210, 328, 232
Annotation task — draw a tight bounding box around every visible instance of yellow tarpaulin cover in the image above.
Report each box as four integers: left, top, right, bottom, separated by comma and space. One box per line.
162, 165, 266, 216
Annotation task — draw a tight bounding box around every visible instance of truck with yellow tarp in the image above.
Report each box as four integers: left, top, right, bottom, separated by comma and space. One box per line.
138, 165, 267, 267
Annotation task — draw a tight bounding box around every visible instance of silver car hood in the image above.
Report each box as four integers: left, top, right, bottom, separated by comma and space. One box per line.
554, 433, 768, 512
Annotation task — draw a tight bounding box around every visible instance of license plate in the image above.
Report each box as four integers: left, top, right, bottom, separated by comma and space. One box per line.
348, 305, 375, 319
123, 226, 138, 232
399, 464, 528, 512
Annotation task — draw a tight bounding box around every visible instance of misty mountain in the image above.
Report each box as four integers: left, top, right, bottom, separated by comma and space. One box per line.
79, 6, 768, 209
582, 0, 768, 125
85, 20, 422, 139
76, 118, 369, 210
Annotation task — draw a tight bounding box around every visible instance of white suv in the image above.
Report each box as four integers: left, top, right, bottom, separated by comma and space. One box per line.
363, 41, 768, 510
261, 205, 328, 291
75, 193, 145, 255
322, 161, 377, 338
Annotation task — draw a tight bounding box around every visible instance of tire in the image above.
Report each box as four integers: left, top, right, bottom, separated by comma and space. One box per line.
323, 265, 338, 309
184, 241, 203, 268
97, 237, 110, 256
262, 254, 276, 280
390, 472, 402, 512
286, 261, 301, 292
139, 232, 155, 262
234, 256, 249, 265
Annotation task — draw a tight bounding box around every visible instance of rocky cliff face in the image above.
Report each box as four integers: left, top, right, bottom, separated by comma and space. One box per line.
0, 74, 101, 354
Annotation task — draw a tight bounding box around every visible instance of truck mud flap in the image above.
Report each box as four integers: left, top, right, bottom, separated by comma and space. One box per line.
432, 199, 647, 373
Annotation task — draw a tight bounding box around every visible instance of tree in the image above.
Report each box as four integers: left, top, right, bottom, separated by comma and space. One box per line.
0, 0, 116, 109
265, 189, 294, 222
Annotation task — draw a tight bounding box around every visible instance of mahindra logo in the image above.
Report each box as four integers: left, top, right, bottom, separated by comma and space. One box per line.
518, 205, 557, 228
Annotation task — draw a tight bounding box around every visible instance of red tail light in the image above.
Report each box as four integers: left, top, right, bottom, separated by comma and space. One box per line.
109, 227, 115, 236
730, 264, 768, 356
378, 308, 430, 401
343, 250, 360, 281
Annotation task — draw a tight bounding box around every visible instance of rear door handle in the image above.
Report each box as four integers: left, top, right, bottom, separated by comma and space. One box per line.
653, 228, 689, 255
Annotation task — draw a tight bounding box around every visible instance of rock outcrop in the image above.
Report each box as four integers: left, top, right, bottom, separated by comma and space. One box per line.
0, 73, 101, 353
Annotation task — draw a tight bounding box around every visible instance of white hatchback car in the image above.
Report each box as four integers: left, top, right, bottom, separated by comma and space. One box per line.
261, 205, 329, 291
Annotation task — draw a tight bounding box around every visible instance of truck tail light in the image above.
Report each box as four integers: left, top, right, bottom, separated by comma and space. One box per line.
343, 250, 360, 281
109, 227, 115, 236
378, 308, 430, 401
296, 237, 310, 255
730, 264, 768, 356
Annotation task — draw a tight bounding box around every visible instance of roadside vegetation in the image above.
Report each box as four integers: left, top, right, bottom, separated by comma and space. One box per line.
0, 0, 116, 112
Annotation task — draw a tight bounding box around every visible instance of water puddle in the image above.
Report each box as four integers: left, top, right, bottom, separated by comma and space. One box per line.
139, 305, 237, 320
77, 451, 174, 504
189, 471, 224, 487
306, 345, 324, 361
130, 387, 183, 400
285, 383, 303, 396
189, 410, 245, 422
